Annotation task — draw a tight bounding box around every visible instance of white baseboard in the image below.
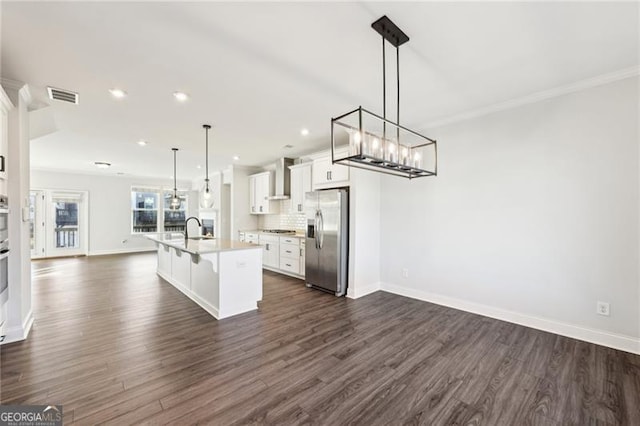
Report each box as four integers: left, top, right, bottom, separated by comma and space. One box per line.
262, 266, 304, 280
89, 247, 157, 256
1, 309, 34, 345
381, 282, 640, 355
347, 281, 381, 299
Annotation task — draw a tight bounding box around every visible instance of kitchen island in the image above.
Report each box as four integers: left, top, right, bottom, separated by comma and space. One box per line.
147, 234, 263, 319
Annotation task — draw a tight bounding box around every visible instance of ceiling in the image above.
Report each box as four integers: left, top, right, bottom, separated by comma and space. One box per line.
2, 1, 638, 180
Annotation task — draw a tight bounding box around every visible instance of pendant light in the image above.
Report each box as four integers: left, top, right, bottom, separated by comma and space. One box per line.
169, 148, 181, 210
199, 124, 215, 209
330, 15, 438, 179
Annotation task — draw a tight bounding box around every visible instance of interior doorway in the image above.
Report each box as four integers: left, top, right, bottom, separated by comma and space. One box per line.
30, 190, 88, 258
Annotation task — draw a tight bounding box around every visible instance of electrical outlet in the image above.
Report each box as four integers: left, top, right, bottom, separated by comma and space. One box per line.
402, 268, 409, 278
596, 301, 610, 316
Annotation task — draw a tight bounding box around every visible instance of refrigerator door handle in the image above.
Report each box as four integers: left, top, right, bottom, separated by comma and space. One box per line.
314, 210, 320, 249
318, 210, 324, 250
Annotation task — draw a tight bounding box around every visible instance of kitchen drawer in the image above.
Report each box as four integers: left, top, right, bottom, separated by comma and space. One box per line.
259, 234, 279, 243
279, 258, 300, 275
245, 232, 259, 244
280, 243, 300, 259
279, 236, 300, 246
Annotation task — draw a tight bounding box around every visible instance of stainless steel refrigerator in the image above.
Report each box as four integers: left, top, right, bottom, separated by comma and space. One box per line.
305, 188, 348, 296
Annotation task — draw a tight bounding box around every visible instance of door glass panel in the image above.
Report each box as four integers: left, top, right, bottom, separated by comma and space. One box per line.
53, 201, 79, 249
29, 193, 36, 251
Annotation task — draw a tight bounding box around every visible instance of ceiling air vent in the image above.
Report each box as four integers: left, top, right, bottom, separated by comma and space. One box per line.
47, 87, 79, 104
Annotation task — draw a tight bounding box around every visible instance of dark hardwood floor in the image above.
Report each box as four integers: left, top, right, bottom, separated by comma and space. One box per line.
1, 252, 639, 425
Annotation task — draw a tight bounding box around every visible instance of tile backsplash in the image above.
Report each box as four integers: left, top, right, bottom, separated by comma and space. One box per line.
258, 200, 306, 231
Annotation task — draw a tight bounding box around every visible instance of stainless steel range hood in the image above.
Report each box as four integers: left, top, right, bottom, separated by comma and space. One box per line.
268, 158, 295, 200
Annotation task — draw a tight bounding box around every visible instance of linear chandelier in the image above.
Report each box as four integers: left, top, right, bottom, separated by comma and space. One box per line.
331, 16, 437, 179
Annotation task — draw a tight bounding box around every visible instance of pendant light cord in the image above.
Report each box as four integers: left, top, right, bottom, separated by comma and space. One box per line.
203, 124, 211, 191
397, 46, 400, 140
173, 148, 178, 195
205, 126, 209, 187
382, 36, 386, 140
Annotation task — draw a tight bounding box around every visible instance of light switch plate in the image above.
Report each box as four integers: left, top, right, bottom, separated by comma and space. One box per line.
21, 206, 30, 222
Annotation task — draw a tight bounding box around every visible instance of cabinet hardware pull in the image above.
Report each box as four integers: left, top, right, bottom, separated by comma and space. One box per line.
326, 171, 329, 181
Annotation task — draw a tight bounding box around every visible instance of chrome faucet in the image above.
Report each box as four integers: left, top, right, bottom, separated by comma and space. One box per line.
184, 216, 202, 241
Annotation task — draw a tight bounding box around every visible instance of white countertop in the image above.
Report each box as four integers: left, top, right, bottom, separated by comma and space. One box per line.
240, 230, 305, 238
147, 234, 261, 255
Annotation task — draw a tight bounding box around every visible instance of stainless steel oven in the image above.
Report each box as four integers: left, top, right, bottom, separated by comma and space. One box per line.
0, 195, 8, 305
0, 195, 8, 244
0, 246, 7, 305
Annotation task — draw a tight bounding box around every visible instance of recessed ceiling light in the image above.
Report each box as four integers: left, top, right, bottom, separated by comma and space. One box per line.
94, 161, 111, 168
173, 91, 189, 102
196, 165, 202, 169
137, 140, 147, 146
232, 155, 240, 161
301, 128, 309, 136
109, 88, 127, 99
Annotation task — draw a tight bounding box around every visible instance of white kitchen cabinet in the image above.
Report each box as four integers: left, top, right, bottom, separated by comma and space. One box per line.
312, 153, 349, 189
0, 90, 8, 182
157, 244, 172, 277
279, 236, 303, 276
289, 163, 312, 214
249, 171, 279, 214
245, 232, 259, 244
259, 234, 279, 269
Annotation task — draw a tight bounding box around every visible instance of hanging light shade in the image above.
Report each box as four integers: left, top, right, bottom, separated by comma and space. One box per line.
331, 16, 437, 179
199, 124, 215, 209
169, 148, 182, 210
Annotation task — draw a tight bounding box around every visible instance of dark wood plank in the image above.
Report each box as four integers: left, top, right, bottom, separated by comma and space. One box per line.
0, 253, 638, 426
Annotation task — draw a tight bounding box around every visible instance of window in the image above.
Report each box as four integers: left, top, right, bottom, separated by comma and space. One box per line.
131, 187, 189, 234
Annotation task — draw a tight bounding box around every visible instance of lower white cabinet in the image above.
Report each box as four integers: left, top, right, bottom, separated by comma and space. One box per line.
245, 232, 259, 244
278, 236, 304, 277
243, 232, 306, 278
158, 244, 172, 277
259, 234, 279, 269
279, 242, 300, 274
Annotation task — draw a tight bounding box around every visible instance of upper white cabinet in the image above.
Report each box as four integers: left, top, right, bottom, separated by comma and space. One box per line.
289, 163, 312, 214
312, 152, 349, 189
0, 87, 11, 182
249, 171, 278, 215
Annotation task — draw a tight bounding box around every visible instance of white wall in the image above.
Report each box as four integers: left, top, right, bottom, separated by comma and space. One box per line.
347, 169, 381, 298
31, 170, 194, 255
380, 76, 640, 353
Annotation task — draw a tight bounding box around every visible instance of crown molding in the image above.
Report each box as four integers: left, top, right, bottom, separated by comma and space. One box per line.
0, 85, 14, 113
0, 78, 33, 107
422, 66, 640, 130
0, 77, 25, 91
